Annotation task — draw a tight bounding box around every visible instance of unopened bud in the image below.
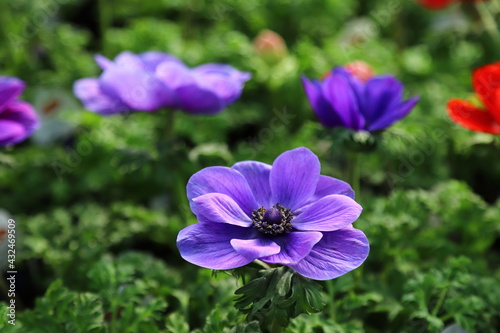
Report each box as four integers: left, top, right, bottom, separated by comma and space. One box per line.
345, 61, 375, 82
253, 29, 287, 63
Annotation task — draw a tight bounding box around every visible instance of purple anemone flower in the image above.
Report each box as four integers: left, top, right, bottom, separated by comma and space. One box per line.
302, 67, 419, 132
0, 76, 39, 146
177, 147, 369, 280
74, 51, 251, 115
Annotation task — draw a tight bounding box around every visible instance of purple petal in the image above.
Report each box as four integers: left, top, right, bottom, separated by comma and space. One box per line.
293, 194, 362, 232
0, 101, 39, 146
194, 73, 245, 106
314, 175, 355, 200
157, 62, 249, 113
175, 84, 223, 114
192, 64, 250, 106
1, 101, 38, 130
231, 238, 280, 261
290, 227, 369, 280
94, 54, 114, 70
157, 62, 226, 113
113, 51, 144, 71
367, 96, 419, 131
99, 67, 176, 111
232, 161, 272, 208
321, 73, 365, 130
0, 120, 25, 146
139, 51, 182, 72
177, 223, 257, 270
155, 61, 195, 89
298, 175, 355, 217
0, 77, 25, 111
296, 175, 354, 212
334, 67, 366, 111
301, 76, 345, 128
191, 193, 252, 227
187, 166, 258, 215
361, 76, 403, 126
270, 147, 320, 210
193, 64, 252, 83
73, 78, 129, 115
260, 231, 323, 265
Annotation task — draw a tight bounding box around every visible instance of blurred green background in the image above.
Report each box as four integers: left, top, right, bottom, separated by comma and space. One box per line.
1, 0, 500, 332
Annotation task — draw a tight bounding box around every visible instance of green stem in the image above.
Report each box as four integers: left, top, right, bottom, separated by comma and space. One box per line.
346, 151, 361, 201
394, 1, 406, 51
0, 1, 16, 69
164, 109, 176, 145
254, 260, 271, 270
476, 1, 500, 42
109, 297, 119, 333
98, 0, 113, 53
157, 109, 183, 212
354, 265, 363, 289
269, 318, 284, 333
156, 109, 177, 158
175, 175, 191, 223
489, 0, 500, 14
431, 283, 449, 316
326, 280, 336, 320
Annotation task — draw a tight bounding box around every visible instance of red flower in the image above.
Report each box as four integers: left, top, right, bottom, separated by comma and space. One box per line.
417, 0, 488, 10
447, 62, 500, 134
418, 0, 454, 9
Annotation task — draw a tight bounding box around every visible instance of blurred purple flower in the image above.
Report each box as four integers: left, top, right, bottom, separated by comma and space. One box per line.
302, 67, 419, 131
74, 51, 251, 115
177, 147, 369, 280
0, 76, 39, 146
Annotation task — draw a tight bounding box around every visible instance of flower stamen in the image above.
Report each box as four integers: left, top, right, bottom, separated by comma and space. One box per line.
252, 203, 293, 236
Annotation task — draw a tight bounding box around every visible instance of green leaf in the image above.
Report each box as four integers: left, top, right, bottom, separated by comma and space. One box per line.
19, 280, 105, 333
227, 321, 261, 333
165, 312, 190, 333
234, 267, 325, 330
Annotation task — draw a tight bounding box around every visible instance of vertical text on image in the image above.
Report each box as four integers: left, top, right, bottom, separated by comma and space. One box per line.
6, 219, 17, 325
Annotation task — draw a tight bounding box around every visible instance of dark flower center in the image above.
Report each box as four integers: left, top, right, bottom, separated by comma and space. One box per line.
252, 203, 293, 236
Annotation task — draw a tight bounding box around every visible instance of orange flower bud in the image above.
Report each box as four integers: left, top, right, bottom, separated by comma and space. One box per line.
253, 29, 287, 62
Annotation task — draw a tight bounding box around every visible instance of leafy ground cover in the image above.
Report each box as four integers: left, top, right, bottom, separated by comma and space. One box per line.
1, 0, 500, 332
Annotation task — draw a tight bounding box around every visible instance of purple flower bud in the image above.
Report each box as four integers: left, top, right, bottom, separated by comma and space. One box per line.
0, 76, 39, 146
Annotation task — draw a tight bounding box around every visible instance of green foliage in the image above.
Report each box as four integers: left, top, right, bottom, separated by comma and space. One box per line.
287, 313, 364, 333
195, 306, 261, 333
16, 252, 178, 333
235, 267, 325, 330
1, 0, 500, 332
19, 202, 183, 287
0, 305, 20, 333
21, 280, 105, 333
401, 257, 500, 333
